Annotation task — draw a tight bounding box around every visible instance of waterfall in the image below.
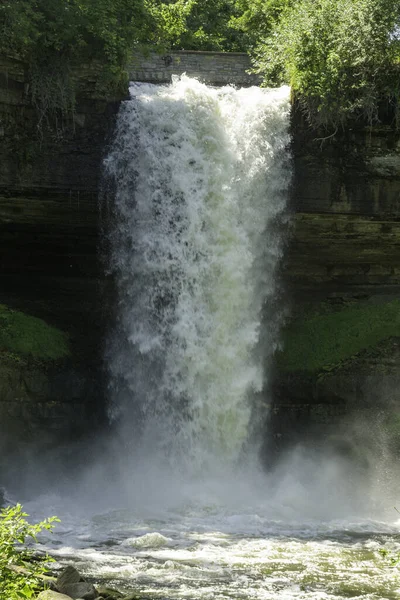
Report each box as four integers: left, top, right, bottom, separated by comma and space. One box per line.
104, 76, 291, 473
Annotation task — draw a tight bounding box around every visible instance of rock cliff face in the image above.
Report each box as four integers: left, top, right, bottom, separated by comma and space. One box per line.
0, 55, 120, 475
268, 109, 400, 458
288, 114, 400, 289
1, 52, 400, 466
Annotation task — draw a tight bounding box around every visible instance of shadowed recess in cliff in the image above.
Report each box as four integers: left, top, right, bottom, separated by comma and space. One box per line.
104, 76, 291, 473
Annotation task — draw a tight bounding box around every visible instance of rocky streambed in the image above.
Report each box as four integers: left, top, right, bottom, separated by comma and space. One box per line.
37, 565, 135, 600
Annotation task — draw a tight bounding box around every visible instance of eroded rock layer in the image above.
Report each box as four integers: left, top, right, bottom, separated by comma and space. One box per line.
0, 55, 120, 473
270, 110, 400, 457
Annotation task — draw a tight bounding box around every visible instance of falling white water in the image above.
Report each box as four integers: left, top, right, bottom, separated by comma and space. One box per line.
11, 76, 400, 600
105, 76, 291, 471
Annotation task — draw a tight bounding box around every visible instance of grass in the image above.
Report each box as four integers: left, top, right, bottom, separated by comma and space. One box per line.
277, 299, 400, 373
0, 304, 70, 361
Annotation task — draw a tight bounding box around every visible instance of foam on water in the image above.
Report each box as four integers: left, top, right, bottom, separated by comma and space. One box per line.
21, 453, 400, 598
25, 482, 400, 600
122, 533, 171, 548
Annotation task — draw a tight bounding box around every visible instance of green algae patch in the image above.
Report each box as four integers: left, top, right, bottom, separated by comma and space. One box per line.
277, 299, 400, 373
0, 304, 70, 361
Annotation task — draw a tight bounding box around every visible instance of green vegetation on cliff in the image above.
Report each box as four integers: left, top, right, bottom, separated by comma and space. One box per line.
242, 0, 400, 128
0, 305, 70, 361
278, 299, 400, 373
1, 0, 157, 123
0, 0, 243, 129
2, 0, 399, 128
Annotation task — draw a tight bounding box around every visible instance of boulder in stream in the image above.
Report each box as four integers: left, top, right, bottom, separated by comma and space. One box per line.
37, 591, 75, 600
58, 581, 98, 599
56, 566, 85, 589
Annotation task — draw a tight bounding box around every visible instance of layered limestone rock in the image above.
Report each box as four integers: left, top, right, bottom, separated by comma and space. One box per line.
272, 110, 400, 452
288, 110, 400, 289
0, 55, 119, 461
0, 55, 115, 286
286, 214, 400, 288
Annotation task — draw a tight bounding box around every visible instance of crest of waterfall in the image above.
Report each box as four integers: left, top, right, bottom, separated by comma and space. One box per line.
104, 75, 291, 472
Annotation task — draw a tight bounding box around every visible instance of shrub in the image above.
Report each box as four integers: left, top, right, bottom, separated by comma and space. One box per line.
0, 504, 59, 599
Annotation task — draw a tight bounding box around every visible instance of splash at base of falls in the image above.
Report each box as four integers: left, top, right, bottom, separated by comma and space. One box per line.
105, 76, 291, 472
22, 453, 400, 600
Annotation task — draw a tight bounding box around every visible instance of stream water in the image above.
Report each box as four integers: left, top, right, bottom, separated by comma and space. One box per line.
23, 77, 400, 598
25, 466, 400, 600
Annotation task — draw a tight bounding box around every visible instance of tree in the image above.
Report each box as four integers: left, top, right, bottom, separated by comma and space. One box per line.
159, 0, 248, 51
0, 0, 165, 128
240, 0, 400, 128
230, 0, 294, 49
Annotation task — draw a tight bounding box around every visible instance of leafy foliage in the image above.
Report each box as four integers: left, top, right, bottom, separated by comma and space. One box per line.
0, 504, 59, 600
3, 0, 399, 129
0, 0, 249, 75
230, 0, 293, 49
0, 0, 252, 128
246, 0, 400, 128
159, 0, 248, 51
0, 0, 155, 72
0, 0, 158, 128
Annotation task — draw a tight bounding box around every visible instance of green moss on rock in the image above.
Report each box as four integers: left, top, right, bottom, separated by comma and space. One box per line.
278, 299, 400, 373
0, 304, 70, 361
384, 412, 400, 453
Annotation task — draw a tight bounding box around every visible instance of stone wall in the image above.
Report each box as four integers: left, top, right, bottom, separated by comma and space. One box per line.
129, 50, 261, 86
286, 115, 400, 291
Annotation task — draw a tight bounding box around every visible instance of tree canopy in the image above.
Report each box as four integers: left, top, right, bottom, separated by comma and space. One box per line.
246, 0, 400, 128
1, 0, 400, 129
1, 0, 157, 89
